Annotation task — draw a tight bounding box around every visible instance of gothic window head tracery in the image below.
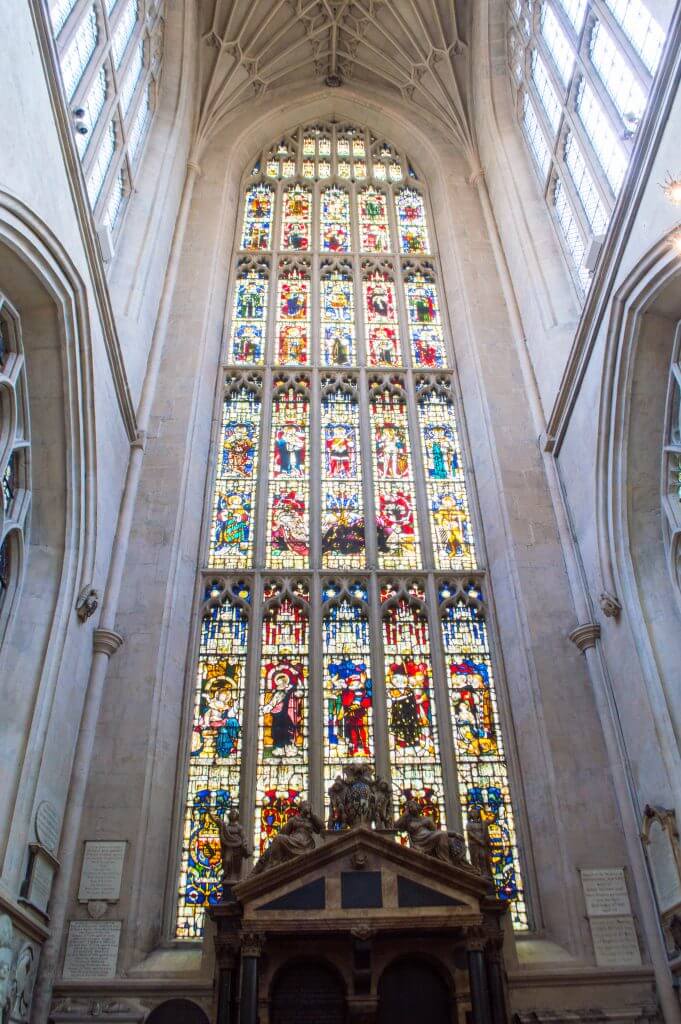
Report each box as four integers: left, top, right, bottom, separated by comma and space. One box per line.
175, 122, 528, 940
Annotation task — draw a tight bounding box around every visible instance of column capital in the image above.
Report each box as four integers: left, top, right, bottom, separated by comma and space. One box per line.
568, 622, 601, 652
240, 931, 264, 957
465, 927, 487, 952
92, 628, 124, 656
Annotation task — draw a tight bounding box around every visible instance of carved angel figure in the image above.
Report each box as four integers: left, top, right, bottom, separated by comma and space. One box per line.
253, 801, 324, 874
395, 800, 457, 864
212, 808, 252, 881
466, 806, 493, 879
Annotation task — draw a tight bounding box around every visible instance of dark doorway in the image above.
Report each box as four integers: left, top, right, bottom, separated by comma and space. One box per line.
378, 958, 451, 1024
271, 959, 346, 1024
146, 998, 209, 1024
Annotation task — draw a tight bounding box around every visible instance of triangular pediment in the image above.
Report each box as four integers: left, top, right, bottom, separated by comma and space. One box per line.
233, 827, 490, 931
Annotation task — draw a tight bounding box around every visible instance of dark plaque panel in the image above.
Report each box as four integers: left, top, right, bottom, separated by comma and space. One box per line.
341, 870, 382, 908
397, 875, 464, 908
260, 877, 326, 911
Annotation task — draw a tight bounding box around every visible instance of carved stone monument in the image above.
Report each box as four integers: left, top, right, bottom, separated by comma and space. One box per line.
394, 800, 467, 867
252, 802, 324, 874
212, 809, 252, 882
466, 806, 494, 880
327, 765, 394, 830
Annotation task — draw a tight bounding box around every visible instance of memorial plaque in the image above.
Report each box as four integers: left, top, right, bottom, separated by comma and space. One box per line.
62, 921, 121, 979
21, 846, 57, 916
580, 868, 631, 917
589, 915, 641, 967
35, 802, 60, 854
78, 842, 126, 902
647, 818, 681, 913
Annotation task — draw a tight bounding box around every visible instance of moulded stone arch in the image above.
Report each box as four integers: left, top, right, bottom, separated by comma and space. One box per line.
0, 188, 98, 886
595, 230, 681, 809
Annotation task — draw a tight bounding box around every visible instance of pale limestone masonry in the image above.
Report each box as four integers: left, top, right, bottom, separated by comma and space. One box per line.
0, 0, 680, 1021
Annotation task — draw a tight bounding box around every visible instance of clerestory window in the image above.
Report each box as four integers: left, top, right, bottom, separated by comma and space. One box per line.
174, 123, 528, 940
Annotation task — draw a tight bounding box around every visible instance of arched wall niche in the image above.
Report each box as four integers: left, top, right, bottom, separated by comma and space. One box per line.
596, 235, 681, 813
0, 189, 97, 892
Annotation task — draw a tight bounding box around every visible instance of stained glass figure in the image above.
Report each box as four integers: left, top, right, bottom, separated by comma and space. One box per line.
241, 184, 273, 251
319, 161, 331, 179
381, 582, 445, 825
358, 187, 391, 252
354, 161, 367, 179
370, 386, 421, 569
352, 138, 366, 158
281, 185, 311, 251
404, 269, 446, 368
321, 187, 351, 253
255, 580, 310, 852
323, 583, 374, 805
398, 191, 429, 255
228, 260, 268, 364
276, 263, 310, 365
208, 385, 261, 569
2, 453, 16, 516
321, 264, 355, 367
176, 582, 250, 938
389, 163, 403, 182
266, 381, 310, 568
396, 189, 430, 254
321, 385, 365, 568
363, 269, 402, 367
337, 138, 350, 157
418, 385, 476, 571
373, 164, 387, 181
439, 582, 526, 926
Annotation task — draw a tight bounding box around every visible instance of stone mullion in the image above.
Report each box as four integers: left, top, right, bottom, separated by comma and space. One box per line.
308, 572, 323, 816
239, 572, 265, 849
425, 574, 464, 833
368, 575, 391, 785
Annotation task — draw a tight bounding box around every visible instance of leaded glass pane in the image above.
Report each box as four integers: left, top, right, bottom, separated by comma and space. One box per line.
128, 85, 151, 162
439, 582, 527, 927
323, 584, 374, 805
564, 133, 609, 235
241, 185, 274, 252
404, 268, 447, 368
554, 176, 591, 291
382, 583, 445, 823
604, 0, 664, 73
395, 189, 430, 255
50, 0, 78, 35
358, 188, 391, 253
103, 169, 126, 228
370, 386, 421, 570
120, 39, 144, 115
531, 50, 562, 133
176, 583, 250, 938
111, 0, 138, 68
555, 0, 587, 32
75, 66, 107, 156
576, 79, 627, 194
321, 264, 355, 367
540, 2, 575, 86
276, 263, 310, 365
266, 381, 310, 568
228, 260, 268, 364
86, 119, 115, 204
60, 6, 98, 99
255, 582, 310, 852
364, 269, 402, 368
522, 92, 552, 176
281, 185, 311, 251
321, 385, 365, 569
589, 20, 646, 127
209, 385, 261, 570
320, 187, 351, 253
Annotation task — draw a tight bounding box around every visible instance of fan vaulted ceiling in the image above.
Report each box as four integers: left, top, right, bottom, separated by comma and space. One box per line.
197, 0, 473, 154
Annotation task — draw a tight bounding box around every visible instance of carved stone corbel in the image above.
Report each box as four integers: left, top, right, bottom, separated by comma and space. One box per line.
568, 622, 601, 652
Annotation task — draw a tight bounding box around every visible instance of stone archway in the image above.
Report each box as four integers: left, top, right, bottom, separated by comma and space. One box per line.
377, 956, 451, 1024
270, 959, 347, 1024
146, 998, 210, 1024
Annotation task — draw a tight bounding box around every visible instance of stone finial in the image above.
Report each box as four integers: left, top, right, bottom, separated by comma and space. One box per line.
568, 622, 601, 652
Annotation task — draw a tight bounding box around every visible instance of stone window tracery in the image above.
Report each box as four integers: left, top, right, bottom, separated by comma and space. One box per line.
174, 123, 528, 940
508, 0, 665, 296
663, 330, 681, 604
47, 0, 164, 240
0, 296, 30, 634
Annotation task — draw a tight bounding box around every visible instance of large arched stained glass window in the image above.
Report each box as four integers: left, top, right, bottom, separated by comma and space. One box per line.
175, 123, 527, 939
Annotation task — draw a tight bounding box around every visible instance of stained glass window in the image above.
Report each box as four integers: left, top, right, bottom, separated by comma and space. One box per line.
276, 262, 310, 365
364, 268, 402, 368
404, 267, 447, 368
321, 187, 351, 253
281, 185, 311, 251
208, 383, 261, 570
370, 384, 421, 570
395, 189, 430, 255
439, 582, 527, 926
382, 583, 445, 825
321, 384, 365, 568
266, 380, 310, 568
323, 583, 374, 806
418, 382, 476, 570
177, 582, 250, 938
241, 184, 274, 251
228, 260, 268, 364
0, 297, 29, 622
358, 187, 391, 253
256, 581, 310, 853
177, 123, 528, 938
321, 263, 355, 367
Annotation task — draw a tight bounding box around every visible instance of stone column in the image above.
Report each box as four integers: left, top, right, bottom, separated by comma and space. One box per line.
485, 938, 509, 1024
239, 932, 264, 1024
216, 939, 240, 1024
466, 934, 493, 1024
